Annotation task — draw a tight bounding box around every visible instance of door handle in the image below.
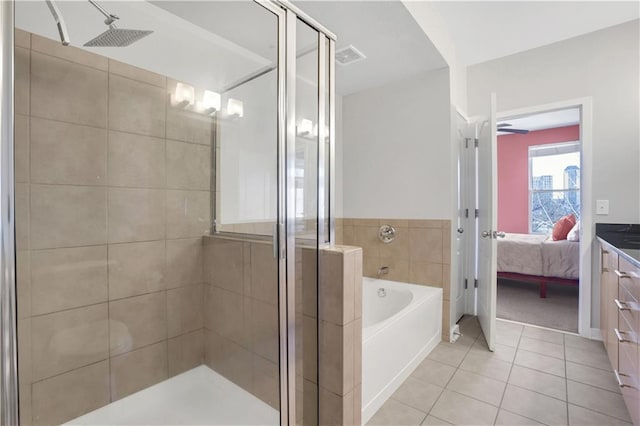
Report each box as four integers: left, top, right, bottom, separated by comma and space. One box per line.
615, 270, 631, 279
615, 299, 632, 311
615, 328, 630, 343
457, 228, 464, 234
481, 230, 505, 239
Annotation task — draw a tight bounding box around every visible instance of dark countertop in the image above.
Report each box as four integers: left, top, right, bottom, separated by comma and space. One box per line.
596, 223, 640, 267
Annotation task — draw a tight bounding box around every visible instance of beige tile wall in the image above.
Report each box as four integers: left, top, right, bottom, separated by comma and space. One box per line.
336, 218, 452, 340
202, 236, 281, 410
15, 30, 209, 425
316, 246, 363, 426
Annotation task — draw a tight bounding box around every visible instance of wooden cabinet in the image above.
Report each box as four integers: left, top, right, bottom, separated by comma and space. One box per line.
600, 242, 640, 425
601, 246, 619, 369
617, 257, 640, 425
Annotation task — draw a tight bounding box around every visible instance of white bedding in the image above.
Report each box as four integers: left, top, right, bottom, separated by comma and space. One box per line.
497, 233, 546, 276
497, 233, 579, 279
542, 239, 580, 279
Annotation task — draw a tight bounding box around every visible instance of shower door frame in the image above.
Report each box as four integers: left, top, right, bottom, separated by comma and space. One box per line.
0, 1, 336, 425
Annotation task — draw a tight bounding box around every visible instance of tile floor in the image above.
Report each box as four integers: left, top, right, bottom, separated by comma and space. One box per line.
367, 317, 632, 426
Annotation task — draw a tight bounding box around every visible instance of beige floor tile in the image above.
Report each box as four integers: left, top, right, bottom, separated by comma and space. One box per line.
501, 384, 568, 425
565, 345, 611, 371
496, 320, 524, 335
514, 349, 565, 377
421, 415, 452, 425
459, 351, 513, 382
567, 380, 631, 422
446, 369, 506, 406
508, 365, 567, 400
566, 361, 621, 394
495, 409, 544, 425
367, 399, 426, 426
518, 336, 565, 359
451, 332, 478, 349
430, 389, 498, 426
427, 343, 469, 367
391, 377, 443, 413
568, 404, 633, 425
521, 325, 565, 345
411, 359, 457, 387
564, 334, 606, 352
470, 338, 517, 363
458, 316, 482, 339
495, 328, 522, 348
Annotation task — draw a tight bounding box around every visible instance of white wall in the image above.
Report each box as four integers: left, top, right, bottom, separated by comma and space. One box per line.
335, 95, 344, 218
467, 19, 640, 328
468, 20, 639, 224
342, 68, 452, 219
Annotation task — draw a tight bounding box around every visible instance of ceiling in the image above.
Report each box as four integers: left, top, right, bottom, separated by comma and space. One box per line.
497, 108, 580, 135
14, 1, 639, 97
292, 1, 447, 95
16, 1, 274, 92
428, 1, 640, 66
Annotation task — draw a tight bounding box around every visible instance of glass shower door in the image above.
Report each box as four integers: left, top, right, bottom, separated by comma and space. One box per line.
11, 1, 285, 424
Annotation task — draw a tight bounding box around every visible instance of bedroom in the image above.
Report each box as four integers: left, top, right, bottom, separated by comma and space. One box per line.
495, 108, 582, 333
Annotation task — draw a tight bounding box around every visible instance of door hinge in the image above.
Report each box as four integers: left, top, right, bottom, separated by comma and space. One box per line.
475, 209, 479, 218
474, 278, 478, 288
474, 138, 479, 148
464, 278, 468, 289
465, 137, 472, 148
465, 208, 469, 218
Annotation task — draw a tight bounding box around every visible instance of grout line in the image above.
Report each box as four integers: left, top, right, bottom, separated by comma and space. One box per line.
493, 326, 522, 425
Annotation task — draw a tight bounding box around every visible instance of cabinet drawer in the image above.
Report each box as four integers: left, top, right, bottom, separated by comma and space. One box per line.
619, 258, 640, 302
618, 341, 639, 425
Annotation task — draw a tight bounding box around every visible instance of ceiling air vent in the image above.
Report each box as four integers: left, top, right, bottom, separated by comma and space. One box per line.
335, 45, 366, 66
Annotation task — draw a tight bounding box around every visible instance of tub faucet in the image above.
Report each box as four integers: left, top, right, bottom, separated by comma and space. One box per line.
377, 266, 389, 278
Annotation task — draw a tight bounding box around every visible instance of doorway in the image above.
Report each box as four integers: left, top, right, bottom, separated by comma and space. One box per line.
495, 108, 582, 333
463, 97, 594, 348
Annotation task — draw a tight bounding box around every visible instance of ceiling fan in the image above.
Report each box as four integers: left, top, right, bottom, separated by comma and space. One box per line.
497, 123, 529, 134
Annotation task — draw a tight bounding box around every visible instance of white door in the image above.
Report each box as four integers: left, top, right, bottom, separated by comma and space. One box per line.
454, 112, 469, 322
476, 94, 498, 351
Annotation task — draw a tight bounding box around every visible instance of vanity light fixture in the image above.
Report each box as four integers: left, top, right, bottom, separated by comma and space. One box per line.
173, 82, 195, 108
227, 98, 244, 118
201, 90, 221, 114
297, 119, 314, 137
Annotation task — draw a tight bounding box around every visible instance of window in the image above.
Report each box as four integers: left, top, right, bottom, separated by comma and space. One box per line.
529, 141, 581, 233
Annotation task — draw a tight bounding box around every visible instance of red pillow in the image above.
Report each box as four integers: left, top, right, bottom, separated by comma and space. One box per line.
552, 214, 577, 241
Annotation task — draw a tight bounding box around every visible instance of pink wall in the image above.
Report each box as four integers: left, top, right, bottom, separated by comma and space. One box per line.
498, 125, 580, 233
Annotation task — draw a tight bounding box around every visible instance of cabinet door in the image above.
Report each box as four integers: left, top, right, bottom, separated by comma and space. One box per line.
601, 246, 611, 350
604, 248, 620, 369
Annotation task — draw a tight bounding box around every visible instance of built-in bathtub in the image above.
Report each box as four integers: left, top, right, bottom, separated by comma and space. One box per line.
362, 277, 442, 423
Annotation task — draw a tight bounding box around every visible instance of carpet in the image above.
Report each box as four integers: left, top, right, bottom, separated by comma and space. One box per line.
497, 278, 579, 333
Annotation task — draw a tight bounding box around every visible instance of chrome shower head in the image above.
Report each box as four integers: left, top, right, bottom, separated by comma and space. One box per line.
83, 27, 153, 47
83, 0, 153, 47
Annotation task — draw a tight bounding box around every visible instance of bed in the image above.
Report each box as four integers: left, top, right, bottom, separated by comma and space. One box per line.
497, 233, 579, 298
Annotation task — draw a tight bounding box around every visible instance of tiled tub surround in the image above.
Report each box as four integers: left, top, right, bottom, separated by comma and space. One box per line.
15, 30, 212, 425
336, 219, 452, 339
317, 246, 363, 426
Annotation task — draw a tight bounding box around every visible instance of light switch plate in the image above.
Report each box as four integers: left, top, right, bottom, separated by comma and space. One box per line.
596, 200, 609, 215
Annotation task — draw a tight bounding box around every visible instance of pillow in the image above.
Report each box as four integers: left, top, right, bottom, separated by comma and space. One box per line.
567, 221, 580, 241
552, 214, 577, 241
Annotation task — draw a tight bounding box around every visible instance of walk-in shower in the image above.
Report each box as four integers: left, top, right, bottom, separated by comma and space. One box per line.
0, 1, 335, 424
